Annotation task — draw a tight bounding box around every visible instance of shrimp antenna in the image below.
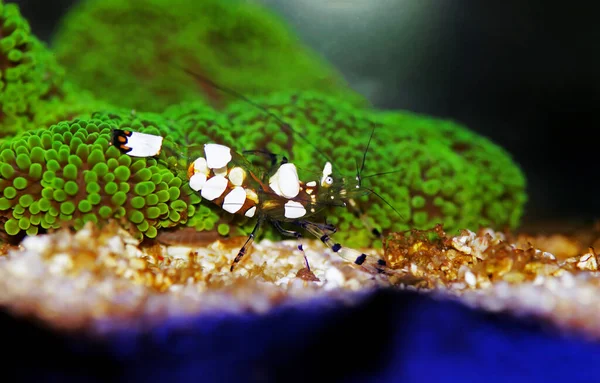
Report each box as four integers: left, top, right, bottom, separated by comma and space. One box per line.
357, 125, 376, 184
179, 66, 334, 165
357, 167, 407, 221
354, 157, 361, 186
360, 169, 404, 180
362, 186, 405, 221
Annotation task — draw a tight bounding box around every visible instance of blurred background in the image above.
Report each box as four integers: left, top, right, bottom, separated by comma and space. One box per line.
12, 0, 600, 229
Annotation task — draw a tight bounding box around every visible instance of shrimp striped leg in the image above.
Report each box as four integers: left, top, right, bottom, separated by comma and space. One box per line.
271, 220, 312, 272
230, 216, 264, 271
299, 220, 389, 276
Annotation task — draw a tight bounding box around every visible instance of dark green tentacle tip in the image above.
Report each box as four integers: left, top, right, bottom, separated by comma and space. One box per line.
111, 191, 127, 206
134, 181, 156, 197
0, 198, 11, 210
29, 163, 43, 179
137, 220, 149, 233
146, 194, 159, 206
15, 153, 31, 171
156, 190, 170, 203
18, 217, 30, 230
78, 200, 92, 213
3, 186, 17, 199
88, 149, 105, 166
18, 194, 34, 207
131, 196, 145, 209
146, 226, 158, 238
0, 163, 15, 178
98, 206, 112, 219
60, 201, 76, 215
13, 177, 28, 190
146, 207, 161, 219
168, 186, 181, 200
169, 210, 181, 222
217, 223, 230, 236
170, 200, 187, 212
63, 163, 78, 180
64, 181, 79, 196
104, 181, 118, 195
128, 210, 145, 224
114, 165, 130, 181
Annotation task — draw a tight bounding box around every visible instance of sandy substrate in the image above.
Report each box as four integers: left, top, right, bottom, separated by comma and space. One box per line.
0, 222, 387, 334
384, 224, 600, 338
0, 222, 599, 338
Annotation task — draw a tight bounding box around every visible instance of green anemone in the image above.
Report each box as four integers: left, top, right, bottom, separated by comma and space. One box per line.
222, 91, 527, 247
0, 0, 107, 142
51, 0, 365, 112
0, 111, 220, 239
1, 0, 526, 250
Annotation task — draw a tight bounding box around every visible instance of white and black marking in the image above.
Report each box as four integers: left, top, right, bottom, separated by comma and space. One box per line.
200, 175, 228, 201
284, 200, 306, 219
204, 143, 232, 169
321, 161, 333, 186
113, 130, 163, 157
230, 216, 265, 271
300, 221, 391, 276
355, 254, 367, 265
222, 186, 246, 214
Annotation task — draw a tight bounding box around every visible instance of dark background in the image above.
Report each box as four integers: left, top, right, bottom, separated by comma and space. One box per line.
13, 0, 600, 229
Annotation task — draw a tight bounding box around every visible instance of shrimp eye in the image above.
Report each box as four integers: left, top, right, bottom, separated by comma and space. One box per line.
323, 176, 334, 186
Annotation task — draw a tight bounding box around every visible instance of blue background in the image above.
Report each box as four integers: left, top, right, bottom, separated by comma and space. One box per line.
3, 288, 599, 382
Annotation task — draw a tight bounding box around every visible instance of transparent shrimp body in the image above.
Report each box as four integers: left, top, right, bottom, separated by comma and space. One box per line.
112, 128, 395, 276
187, 145, 342, 223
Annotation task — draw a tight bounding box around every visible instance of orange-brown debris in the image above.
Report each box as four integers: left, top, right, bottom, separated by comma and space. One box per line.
384, 224, 600, 289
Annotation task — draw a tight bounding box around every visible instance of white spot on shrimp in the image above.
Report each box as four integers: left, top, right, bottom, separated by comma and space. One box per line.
306, 181, 317, 187
192, 157, 209, 175
323, 162, 332, 177
125, 132, 163, 157
222, 186, 246, 214
189, 173, 207, 191
284, 200, 306, 219
245, 206, 257, 218
200, 176, 228, 201
321, 161, 333, 186
269, 163, 300, 198
204, 144, 232, 169
228, 167, 246, 186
